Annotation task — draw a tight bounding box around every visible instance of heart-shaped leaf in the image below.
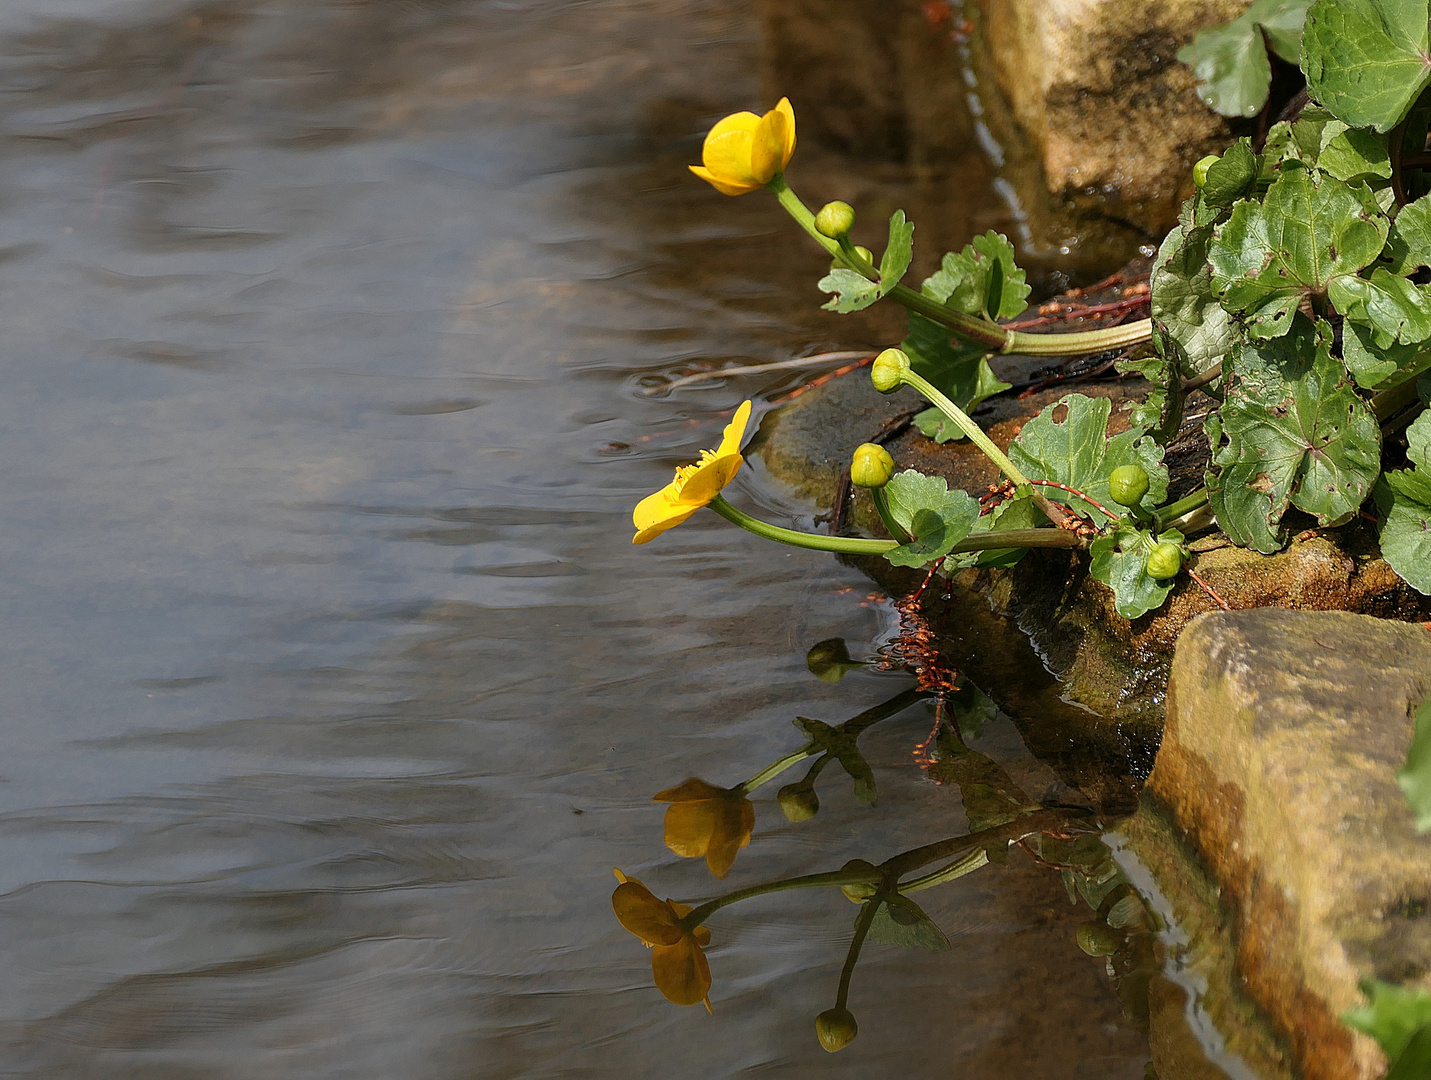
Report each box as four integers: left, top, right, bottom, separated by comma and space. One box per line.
1088, 525, 1184, 619
1303, 0, 1431, 133
880, 470, 980, 568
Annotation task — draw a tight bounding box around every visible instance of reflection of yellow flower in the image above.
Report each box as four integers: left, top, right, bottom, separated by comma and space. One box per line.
689, 99, 796, 196
632, 401, 752, 544
653, 777, 755, 879
612, 869, 713, 1011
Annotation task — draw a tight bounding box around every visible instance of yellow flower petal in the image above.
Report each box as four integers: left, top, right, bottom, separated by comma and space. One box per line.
651, 934, 713, 1008
675, 453, 741, 507
612, 880, 684, 946
632, 485, 701, 544
715, 399, 753, 458
705, 111, 761, 140
629, 402, 753, 544
653, 777, 727, 802
701, 128, 760, 190
703, 796, 755, 879
750, 108, 788, 184
662, 798, 719, 859
688, 164, 760, 197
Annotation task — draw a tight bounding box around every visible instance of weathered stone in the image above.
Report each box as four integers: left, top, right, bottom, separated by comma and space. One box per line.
1147, 609, 1431, 1080
971, 0, 1254, 235
751, 371, 1431, 726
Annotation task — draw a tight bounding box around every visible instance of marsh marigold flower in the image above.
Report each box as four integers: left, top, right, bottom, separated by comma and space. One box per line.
689, 99, 796, 196
612, 869, 714, 1011
632, 400, 752, 544
653, 777, 755, 878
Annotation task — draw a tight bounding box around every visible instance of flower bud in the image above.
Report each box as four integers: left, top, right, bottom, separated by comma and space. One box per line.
1076, 920, 1123, 957
850, 443, 896, 489
778, 783, 820, 822
839, 858, 879, 903
815, 201, 856, 239
815, 1007, 858, 1052
1145, 542, 1183, 581
870, 348, 911, 393
1193, 154, 1219, 189
831, 245, 873, 271
1108, 464, 1150, 508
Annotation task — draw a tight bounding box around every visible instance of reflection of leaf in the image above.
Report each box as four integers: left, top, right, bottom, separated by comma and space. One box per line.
1376, 411, 1431, 594
1209, 168, 1387, 340
1177, 0, 1311, 118
1088, 525, 1184, 619
1344, 979, 1431, 1069
926, 727, 1027, 830
881, 470, 980, 568
945, 681, 997, 741
1397, 692, 1431, 829
1008, 394, 1169, 524
1208, 317, 1381, 551
866, 896, 950, 951
1303, 0, 1431, 133
793, 716, 878, 806
923, 231, 1031, 320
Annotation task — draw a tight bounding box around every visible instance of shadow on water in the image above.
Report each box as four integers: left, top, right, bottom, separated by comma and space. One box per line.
0, 0, 1226, 1076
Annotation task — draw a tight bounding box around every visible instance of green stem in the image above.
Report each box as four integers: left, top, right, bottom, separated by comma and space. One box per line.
708, 496, 1088, 552
1152, 488, 1209, 532
737, 748, 816, 795
766, 176, 1153, 356
900, 847, 990, 894
835, 896, 882, 1010
871, 487, 912, 543
895, 370, 1073, 527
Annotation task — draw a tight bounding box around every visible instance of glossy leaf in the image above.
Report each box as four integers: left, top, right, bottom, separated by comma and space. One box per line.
1343, 319, 1423, 388
1201, 139, 1261, 207
1208, 318, 1381, 552
1209, 168, 1387, 339
1344, 978, 1431, 1063
866, 896, 950, 951
1178, 0, 1311, 118
1329, 267, 1431, 346
1376, 410, 1431, 594
923, 231, 1031, 321
1007, 394, 1169, 525
817, 268, 879, 313
879, 210, 915, 295
1150, 222, 1235, 378
1303, 0, 1431, 133
911, 361, 1010, 443
900, 314, 1010, 411
1088, 525, 1184, 619
880, 470, 981, 568
1384, 194, 1431, 276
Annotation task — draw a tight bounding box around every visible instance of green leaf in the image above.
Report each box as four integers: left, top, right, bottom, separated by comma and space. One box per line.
1376, 410, 1431, 593
880, 470, 981, 568
818, 268, 879, 313
1397, 692, 1431, 829
948, 494, 1039, 569
1384, 194, 1431, 275
866, 895, 950, 951
1329, 267, 1431, 345
911, 362, 1010, 443
1151, 222, 1236, 377
1343, 319, 1424, 388
1303, 0, 1431, 133
1209, 168, 1388, 339
1201, 139, 1262, 207
1344, 979, 1431, 1062
1178, 0, 1311, 118
1088, 525, 1184, 619
1316, 125, 1393, 182
1007, 394, 1169, 525
923, 231, 1031, 321
901, 314, 1010, 412
1208, 317, 1382, 552
1388, 1024, 1431, 1080
879, 210, 914, 296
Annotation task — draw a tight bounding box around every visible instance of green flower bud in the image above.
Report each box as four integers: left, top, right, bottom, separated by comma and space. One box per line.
850, 443, 896, 488
1108, 463, 1150, 508
839, 858, 879, 903
814, 201, 856, 239
1076, 920, 1123, 957
815, 1008, 858, 1052
1145, 542, 1183, 580
778, 783, 820, 822
870, 348, 911, 394
1193, 154, 1219, 189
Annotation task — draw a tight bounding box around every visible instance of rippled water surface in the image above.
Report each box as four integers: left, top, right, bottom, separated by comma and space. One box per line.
0, 1, 1159, 1075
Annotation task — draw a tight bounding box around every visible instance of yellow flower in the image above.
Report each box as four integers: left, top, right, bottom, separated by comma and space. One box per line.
689, 99, 796, 196
612, 869, 714, 1011
632, 400, 752, 544
653, 777, 755, 879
